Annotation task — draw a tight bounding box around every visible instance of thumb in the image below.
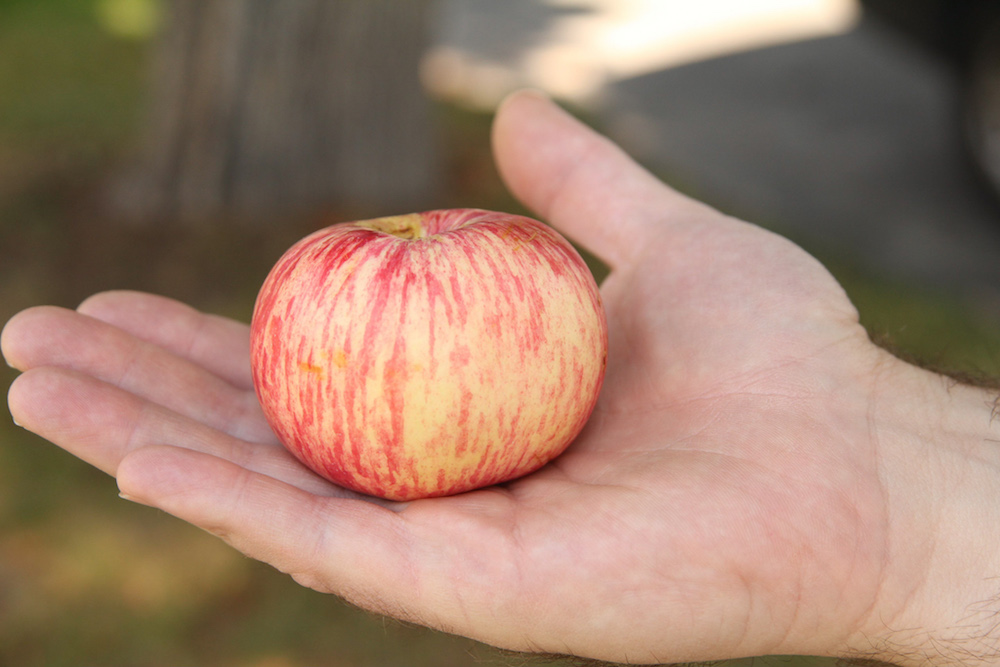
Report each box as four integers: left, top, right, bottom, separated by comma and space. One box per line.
490, 90, 718, 268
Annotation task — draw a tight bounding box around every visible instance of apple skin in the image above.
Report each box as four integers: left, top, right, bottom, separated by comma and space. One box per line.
250, 208, 607, 501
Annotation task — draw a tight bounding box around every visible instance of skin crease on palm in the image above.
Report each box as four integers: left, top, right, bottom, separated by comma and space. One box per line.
4, 90, 1000, 666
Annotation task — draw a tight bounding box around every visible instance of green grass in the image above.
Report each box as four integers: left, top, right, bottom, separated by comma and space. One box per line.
838, 261, 1000, 378
1, 2, 999, 667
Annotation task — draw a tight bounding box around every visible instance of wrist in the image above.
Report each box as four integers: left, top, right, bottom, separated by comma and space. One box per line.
847, 350, 1000, 666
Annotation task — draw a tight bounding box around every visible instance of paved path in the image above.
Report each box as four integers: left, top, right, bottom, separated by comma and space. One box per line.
605, 18, 1000, 301
430, 3, 1000, 302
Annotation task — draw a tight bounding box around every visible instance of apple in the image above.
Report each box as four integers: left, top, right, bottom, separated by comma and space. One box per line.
249, 208, 607, 501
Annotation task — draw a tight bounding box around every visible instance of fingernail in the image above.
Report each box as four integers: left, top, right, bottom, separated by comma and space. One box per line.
119, 492, 151, 507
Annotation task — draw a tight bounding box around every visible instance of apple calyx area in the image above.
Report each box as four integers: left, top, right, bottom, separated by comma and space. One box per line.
250, 208, 608, 501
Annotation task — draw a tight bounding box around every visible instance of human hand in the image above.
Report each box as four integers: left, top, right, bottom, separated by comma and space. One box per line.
5, 91, 1000, 665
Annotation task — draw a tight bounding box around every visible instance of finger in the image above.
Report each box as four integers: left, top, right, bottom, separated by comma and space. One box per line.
117, 445, 642, 660
2, 305, 273, 444
77, 290, 254, 391
116, 446, 416, 611
118, 445, 535, 646
7, 367, 336, 496
117, 446, 605, 658
491, 90, 720, 268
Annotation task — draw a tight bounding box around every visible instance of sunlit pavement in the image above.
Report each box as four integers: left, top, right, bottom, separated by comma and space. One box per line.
427, 0, 1000, 302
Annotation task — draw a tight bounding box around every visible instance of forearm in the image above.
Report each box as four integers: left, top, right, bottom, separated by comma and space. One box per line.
846, 352, 1000, 666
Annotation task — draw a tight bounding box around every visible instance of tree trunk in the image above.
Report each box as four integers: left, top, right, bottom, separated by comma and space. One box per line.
116, 0, 439, 224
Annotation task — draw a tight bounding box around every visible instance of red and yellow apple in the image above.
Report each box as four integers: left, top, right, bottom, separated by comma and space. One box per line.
249, 208, 607, 501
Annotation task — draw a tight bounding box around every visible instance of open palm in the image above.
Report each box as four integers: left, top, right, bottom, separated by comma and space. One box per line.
3, 92, 906, 664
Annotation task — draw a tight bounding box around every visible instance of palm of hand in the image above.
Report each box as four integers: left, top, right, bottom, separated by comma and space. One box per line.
2, 92, 892, 664
442, 213, 886, 661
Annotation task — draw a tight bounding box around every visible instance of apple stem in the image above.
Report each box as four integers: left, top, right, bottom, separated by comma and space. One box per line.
357, 214, 425, 240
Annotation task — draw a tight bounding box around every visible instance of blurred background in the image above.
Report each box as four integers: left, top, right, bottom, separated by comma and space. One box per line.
3, 0, 1000, 665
